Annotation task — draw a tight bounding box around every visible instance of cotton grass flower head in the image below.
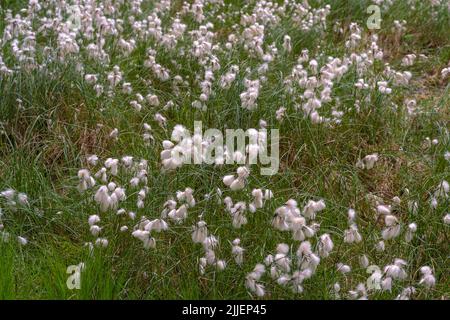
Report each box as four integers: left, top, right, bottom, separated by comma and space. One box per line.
347, 208, 356, 222
344, 223, 362, 243
202, 235, 219, 251
95, 238, 109, 248
302, 199, 326, 219
177, 188, 196, 207
375, 240, 385, 252
109, 128, 119, 141
408, 200, 419, 215
444, 151, 450, 161
192, 220, 208, 243
359, 255, 369, 268
17, 236, 28, 246
376, 204, 391, 216
216, 260, 227, 271
231, 238, 244, 265
296, 241, 320, 272
290, 269, 312, 294
94, 186, 110, 212
392, 196, 401, 205
379, 275, 392, 292
104, 158, 119, 176
77, 169, 96, 192
245, 263, 266, 297
95, 168, 107, 183
88, 215, 100, 226
168, 204, 188, 224
336, 263, 351, 274
384, 258, 407, 280
145, 219, 169, 232
223, 166, 250, 191
419, 266, 435, 288
395, 286, 416, 300
272, 205, 290, 231
348, 283, 367, 300
405, 223, 417, 242
205, 249, 216, 266
291, 217, 311, 241
199, 257, 207, 275
230, 201, 248, 228
161, 199, 177, 218
356, 153, 379, 169
318, 233, 333, 258
434, 180, 449, 199
16, 193, 28, 206
87, 155, 99, 166
132, 229, 156, 249
274, 243, 291, 273
444, 214, 450, 225
250, 188, 264, 210
240, 78, 260, 110
381, 215, 401, 240
1, 189, 16, 202
333, 282, 341, 299
198, 233, 227, 273
90, 225, 102, 237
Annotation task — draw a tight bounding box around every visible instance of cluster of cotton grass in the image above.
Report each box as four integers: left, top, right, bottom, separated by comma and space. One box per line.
0, 189, 30, 245
78, 153, 201, 250
0, 0, 425, 126
1, 0, 448, 299
75, 149, 445, 299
